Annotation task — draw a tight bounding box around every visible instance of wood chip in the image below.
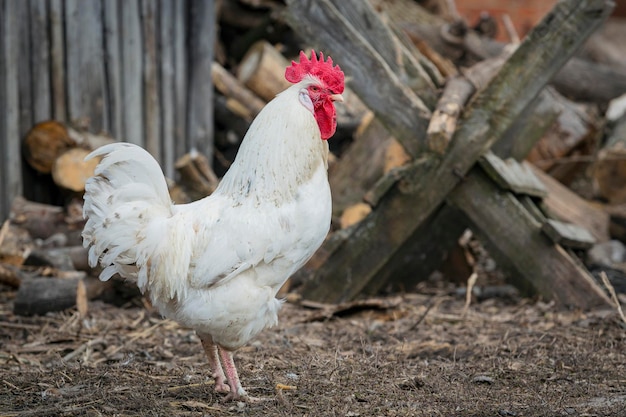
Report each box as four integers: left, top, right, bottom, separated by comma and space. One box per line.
276, 383, 297, 390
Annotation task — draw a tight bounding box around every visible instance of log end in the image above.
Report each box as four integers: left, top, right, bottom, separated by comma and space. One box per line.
52, 148, 101, 192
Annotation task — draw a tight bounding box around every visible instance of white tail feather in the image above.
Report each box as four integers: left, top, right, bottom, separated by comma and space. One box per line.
82, 143, 173, 291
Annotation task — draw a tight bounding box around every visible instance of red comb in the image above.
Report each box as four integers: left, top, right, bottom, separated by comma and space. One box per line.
285, 50, 344, 94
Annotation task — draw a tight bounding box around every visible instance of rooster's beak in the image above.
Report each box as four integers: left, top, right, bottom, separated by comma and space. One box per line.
329, 94, 344, 102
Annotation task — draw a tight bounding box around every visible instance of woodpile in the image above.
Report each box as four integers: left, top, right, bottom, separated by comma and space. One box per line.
2, 0, 626, 316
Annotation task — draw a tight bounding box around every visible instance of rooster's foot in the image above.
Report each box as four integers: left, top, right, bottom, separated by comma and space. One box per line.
213, 376, 230, 394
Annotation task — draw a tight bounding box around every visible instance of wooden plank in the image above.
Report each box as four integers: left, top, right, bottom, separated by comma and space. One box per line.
65, 0, 106, 131
16, 0, 32, 136
492, 87, 562, 161
542, 219, 596, 250
0, 0, 23, 220
159, 0, 175, 178
531, 164, 610, 243
285, 0, 433, 158
173, 0, 188, 158
361, 203, 470, 296
0, 0, 6, 217
298, 0, 614, 304
427, 76, 475, 154
479, 151, 547, 197
329, 0, 438, 109
187, 0, 216, 159
329, 117, 393, 216
30, 0, 51, 122
447, 168, 608, 309
25, 0, 56, 205
121, 0, 143, 146
49, 0, 66, 122
141, 0, 161, 161
103, 0, 123, 139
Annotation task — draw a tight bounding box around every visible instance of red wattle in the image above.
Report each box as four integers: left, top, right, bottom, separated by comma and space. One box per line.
314, 100, 337, 140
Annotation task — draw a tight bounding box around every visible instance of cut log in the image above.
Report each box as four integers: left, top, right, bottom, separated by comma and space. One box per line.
384, 138, 411, 174
426, 47, 516, 154
66, 124, 116, 150
408, 34, 458, 79
0, 221, 33, 266
339, 203, 372, 229
51, 147, 101, 192
581, 19, 626, 73
9, 197, 85, 247
0, 263, 23, 288
175, 150, 219, 201
426, 76, 474, 153
237, 40, 291, 102
212, 61, 265, 120
552, 57, 626, 104
24, 246, 91, 272
13, 276, 112, 316
235, 41, 370, 131
394, 2, 626, 104
23, 120, 76, 174
214, 93, 253, 143
10, 197, 66, 239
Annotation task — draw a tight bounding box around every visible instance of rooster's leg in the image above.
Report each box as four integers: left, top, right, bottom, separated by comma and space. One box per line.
218, 346, 249, 401
199, 335, 230, 394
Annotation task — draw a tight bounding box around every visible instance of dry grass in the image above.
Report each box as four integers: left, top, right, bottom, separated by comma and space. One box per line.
1, 287, 625, 417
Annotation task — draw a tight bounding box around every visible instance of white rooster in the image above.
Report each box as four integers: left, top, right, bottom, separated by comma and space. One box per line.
82, 51, 344, 401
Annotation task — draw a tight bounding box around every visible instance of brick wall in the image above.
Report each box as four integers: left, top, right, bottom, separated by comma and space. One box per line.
457, 0, 626, 42
455, 0, 558, 41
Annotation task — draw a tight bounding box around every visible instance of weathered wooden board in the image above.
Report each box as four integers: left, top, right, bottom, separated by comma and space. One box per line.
592, 111, 626, 205
0, 0, 219, 221
0, 0, 23, 219
479, 152, 547, 197
297, 0, 614, 304
187, 0, 216, 160
542, 219, 596, 250
360, 203, 470, 296
65, 0, 106, 132
173, 0, 189, 160
328, 0, 439, 109
30, 0, 51, 123
49, 0, 66, 122
142, 0, 161, 162
121, 1, 144, 146
159, 0, 175, 179
285, 0, 433, 158
447, 168, 608, 308
531, 164, 610, 243
103, 0, 123, 142
329, 117, 393, 216
493, 87, 562, 161
17, 0, 32, 136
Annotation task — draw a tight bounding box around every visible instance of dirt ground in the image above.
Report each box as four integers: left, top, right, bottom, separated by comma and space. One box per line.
1, 282, 625, 417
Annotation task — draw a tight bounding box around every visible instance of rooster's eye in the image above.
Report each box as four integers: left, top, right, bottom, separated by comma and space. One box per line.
309, 86, 320, 93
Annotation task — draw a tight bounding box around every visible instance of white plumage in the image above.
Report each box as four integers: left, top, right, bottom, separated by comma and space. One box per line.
82, 70, 341, 400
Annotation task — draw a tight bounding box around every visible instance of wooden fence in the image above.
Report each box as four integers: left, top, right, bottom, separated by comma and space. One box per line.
0, 0, 216, 221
